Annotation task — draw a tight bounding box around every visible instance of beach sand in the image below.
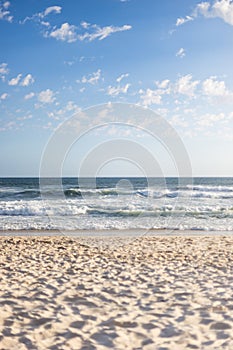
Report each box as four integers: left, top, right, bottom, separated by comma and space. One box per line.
0, 235, 233, 349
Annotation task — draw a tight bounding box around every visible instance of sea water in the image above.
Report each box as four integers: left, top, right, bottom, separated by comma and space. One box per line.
0, 177, 233, 232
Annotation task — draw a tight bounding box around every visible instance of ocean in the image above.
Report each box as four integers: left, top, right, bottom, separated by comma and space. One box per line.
0, 177, 233, 233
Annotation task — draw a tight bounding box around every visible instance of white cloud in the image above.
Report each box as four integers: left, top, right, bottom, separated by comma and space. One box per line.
176, 15, 193, 26
44, 6, 62, 17
196, 112, 225, 127
65, 101, 80, 112
177, 0, 233, 28
34, 13, 132, 43
8, 73, 22, 86
195, 2, 211, 17
176, 74, 200, 97
53, 101, 80, 117
20, 74, 34, 86
116, 73, 129, 83
80, 21, 90, 29
64, 60, 75, 66
228, 111, 233, 120
42, 122, 53, 130
8, 73, 34, 86
138, 74, 233, 111
78, 24, 132, 41
47, 101, 80, 121
24, 92, 35, 100
0, 92, 8, 100
176, 47, 186, 58
0, 62, 9, 81
171, 115, 189, 128
0, 62, 9, 75
154, 108, 169, 117
47, 23, 77, 43
80, 69, 101, 85
22, 5, 62, 25
107, 83, 130, 96
202, 76, 229, 96
40, 21, 50, 27
0, 120, 16, 131
139, 80, 171, 106
38, 89, 55, 103
3, 1, 10, 8
140, 88, 162, 106
155, 79, 170, 89
17, 114, 32, 121
0, 1, 13, 22
195, 0, 233, 25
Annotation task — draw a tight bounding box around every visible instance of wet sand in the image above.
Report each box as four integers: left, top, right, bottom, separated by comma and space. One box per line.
0, 235, 233, 349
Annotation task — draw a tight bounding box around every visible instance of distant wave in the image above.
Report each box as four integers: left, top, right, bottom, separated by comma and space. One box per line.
0, 189, 41, 199
180, 184, 233, 193
1, 185, 233, 200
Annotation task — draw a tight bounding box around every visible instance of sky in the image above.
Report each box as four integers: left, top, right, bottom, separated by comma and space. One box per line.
0, 0, 233, 177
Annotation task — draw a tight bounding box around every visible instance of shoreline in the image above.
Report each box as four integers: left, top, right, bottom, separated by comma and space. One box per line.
1, 228, 233, 237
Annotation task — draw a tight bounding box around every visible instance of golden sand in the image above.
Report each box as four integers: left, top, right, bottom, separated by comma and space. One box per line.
0, 235, 233, 349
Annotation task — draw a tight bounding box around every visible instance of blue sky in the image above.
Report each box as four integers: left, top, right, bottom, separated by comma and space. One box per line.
1, 0, 233, 176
